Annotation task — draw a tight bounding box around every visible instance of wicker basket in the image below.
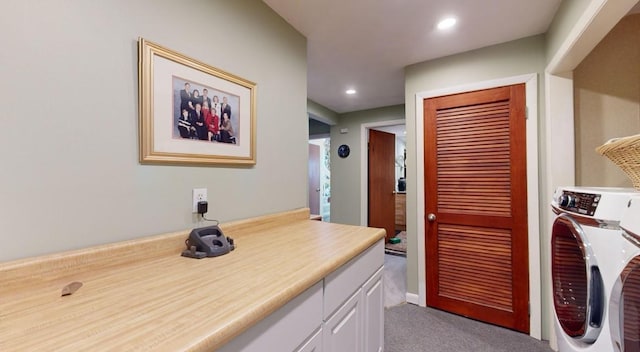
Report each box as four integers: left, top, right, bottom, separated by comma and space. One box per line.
596, 134, 640, 189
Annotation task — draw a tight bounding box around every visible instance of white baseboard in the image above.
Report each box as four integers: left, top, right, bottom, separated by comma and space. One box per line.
406, 292, 420, 305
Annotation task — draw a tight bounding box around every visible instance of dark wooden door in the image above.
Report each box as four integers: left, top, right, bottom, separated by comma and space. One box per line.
308, 143, 320, 215
368, 129, 396, 242
424, 84, 529, 333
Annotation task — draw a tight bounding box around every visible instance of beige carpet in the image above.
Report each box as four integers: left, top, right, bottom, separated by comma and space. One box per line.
385, 231, 406, 256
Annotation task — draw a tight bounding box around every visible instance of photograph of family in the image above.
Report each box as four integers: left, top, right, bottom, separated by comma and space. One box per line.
172, 77, 240, 145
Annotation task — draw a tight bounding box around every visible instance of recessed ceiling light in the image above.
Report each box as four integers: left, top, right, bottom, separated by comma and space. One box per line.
437, 17, 457, 30
345, 89, 357, 95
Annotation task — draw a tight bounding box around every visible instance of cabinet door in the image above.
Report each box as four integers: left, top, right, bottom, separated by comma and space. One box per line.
296, 328, 322, 352
218, 282, 323, 352
323, 289, 362, 352
363, 267, 384, 352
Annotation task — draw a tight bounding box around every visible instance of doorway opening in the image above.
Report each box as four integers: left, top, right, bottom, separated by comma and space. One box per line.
414, 73, 540, 337
364, 120, 408, 308
370, 125, 407, 256
309, 137, 331, 221
423, 84, 529, 333
362, 121, 406, 255
309, 117, 331, 221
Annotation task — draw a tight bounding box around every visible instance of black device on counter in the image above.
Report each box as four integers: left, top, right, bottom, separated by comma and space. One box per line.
181, 225, 235, 259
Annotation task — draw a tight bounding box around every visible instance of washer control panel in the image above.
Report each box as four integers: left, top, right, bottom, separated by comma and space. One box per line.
556, 190, 601, 216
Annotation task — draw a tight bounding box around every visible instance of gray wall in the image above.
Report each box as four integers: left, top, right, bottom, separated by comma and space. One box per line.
545, 0, 591, 64
330, 105, 405, 226
0, 0, 307, 261
308, 99, 339, 125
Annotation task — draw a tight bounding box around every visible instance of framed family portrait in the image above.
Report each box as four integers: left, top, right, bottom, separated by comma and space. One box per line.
138, 38, 256, 166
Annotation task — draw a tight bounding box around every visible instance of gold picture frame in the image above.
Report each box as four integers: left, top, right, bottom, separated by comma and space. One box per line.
138, 38, 256, 166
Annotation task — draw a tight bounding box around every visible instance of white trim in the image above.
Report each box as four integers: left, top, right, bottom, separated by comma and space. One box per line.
359, 119, 406, 226
547, 0, 638, 75
414, 73, 541, 339
544, 71, 576, 352
406, 292, 420, 306
546, 0, 606, 74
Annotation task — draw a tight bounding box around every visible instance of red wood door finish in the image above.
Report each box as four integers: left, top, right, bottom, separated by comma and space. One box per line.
368, 129, 396, 242
424, 84, 529, 333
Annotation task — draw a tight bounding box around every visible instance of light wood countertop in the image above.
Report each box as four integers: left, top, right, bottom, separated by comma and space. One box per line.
0, 208, 385, 351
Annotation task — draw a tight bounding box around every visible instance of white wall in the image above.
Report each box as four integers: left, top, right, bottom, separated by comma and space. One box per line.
0, 0, 307, 261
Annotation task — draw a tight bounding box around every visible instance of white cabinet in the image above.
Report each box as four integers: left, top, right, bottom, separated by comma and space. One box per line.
323, 241, 384, 352
219, 240, 384, 352
218, 281, 323, 352
363, 267, 384, 352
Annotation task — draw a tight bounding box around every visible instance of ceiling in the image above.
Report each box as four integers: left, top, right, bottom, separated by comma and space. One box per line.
262, 0, 563, 114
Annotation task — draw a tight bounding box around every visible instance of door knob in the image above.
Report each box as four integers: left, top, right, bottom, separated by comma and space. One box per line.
316, 188, 320, 192
427, 213, 436, 222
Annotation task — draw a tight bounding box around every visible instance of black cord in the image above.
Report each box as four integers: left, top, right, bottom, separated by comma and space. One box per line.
200, 214, 219, 225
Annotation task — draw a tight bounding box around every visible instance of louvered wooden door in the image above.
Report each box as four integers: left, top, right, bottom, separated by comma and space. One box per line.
424, 84, 529, 333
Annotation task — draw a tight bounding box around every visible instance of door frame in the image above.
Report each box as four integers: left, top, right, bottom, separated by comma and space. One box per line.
415, 73, 541, 338
359, 119, 406, 226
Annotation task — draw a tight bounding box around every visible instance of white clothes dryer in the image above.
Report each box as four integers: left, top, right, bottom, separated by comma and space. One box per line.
609, 195, 640, 352
551, 187, 638, 352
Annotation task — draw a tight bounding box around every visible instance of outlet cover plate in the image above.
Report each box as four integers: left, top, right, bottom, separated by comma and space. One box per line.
192, 188, 208, 213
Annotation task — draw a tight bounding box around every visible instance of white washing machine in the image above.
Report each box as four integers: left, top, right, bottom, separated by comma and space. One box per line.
609, 195, 640, 352
551, 187, 638, 352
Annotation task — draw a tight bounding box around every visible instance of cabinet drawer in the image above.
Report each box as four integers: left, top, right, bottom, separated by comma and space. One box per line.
218, 281, 323, 352
324, 240, 384, 319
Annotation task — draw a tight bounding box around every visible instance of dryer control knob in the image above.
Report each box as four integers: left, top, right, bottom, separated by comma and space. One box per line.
558, 194, 569, 207
558, 194, 575, 208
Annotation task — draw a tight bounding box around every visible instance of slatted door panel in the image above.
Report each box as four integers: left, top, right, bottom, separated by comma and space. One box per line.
437, 101, 512, 217
438, 224, 513, 310
424, 84, 529, 333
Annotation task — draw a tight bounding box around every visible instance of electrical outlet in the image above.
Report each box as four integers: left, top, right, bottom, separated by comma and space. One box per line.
192, 188, 208, 213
